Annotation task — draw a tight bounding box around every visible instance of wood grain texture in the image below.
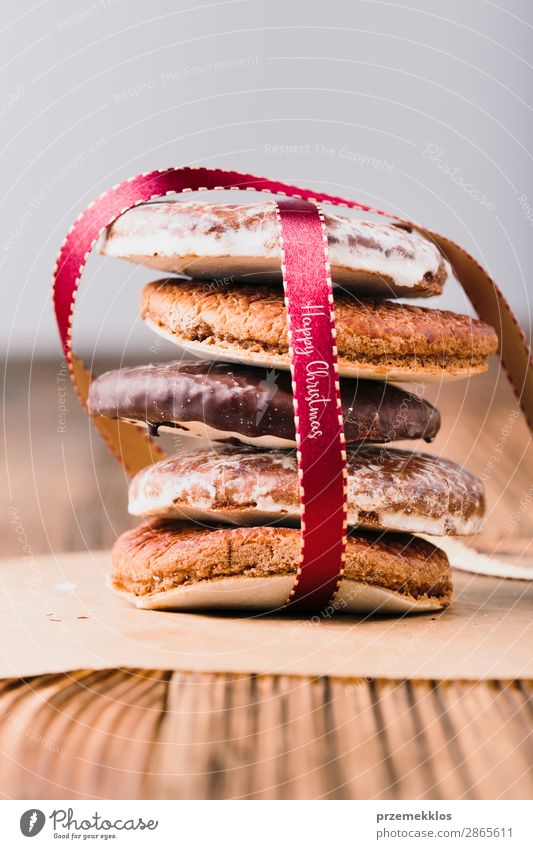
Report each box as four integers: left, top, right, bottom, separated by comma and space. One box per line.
0, 671, 531, 800
1, 360, 531, 800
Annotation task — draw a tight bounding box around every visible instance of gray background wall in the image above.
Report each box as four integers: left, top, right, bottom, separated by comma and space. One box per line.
2, 0, 532, 360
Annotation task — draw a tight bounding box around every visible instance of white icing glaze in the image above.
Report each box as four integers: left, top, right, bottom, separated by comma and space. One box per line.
128, 446, 485, 536
130, 448, 300, 523
130, 498, 479, 536
99, 201, 448, 290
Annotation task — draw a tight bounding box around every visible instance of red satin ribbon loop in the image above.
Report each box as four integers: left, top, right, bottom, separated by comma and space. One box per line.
52, 166, 533, 613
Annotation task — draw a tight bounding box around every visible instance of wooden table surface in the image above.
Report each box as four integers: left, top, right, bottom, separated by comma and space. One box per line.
1, 360, 532, 800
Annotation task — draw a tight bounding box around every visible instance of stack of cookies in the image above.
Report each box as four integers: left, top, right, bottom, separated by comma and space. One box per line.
89, 201, 498, 614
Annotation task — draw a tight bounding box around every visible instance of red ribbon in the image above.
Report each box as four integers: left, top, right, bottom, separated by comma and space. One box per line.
276, 199, 347, 610
54, 168, 379, 354
52, 166, 533, 612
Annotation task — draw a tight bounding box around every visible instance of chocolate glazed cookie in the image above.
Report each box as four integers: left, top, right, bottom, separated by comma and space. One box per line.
88, 360, 441, 448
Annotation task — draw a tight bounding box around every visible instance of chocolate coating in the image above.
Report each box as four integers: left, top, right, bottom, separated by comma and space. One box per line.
88, 361, 440, 445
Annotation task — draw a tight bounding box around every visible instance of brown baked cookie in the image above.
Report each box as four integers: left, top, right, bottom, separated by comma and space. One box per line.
128, 445, 485, 536
87, 360, 440, 447
111, 521, 453, 613
98, 201, 451, 297
140, 280, 498, 382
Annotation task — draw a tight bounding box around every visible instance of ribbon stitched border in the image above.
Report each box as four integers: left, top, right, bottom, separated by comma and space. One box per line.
52, 166, 533, 610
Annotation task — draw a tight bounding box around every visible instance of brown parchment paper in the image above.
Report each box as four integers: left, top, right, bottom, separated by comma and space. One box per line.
1, 550, 532, 680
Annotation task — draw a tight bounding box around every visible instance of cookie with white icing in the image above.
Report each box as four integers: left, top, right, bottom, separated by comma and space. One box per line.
111, 520, 453, 613
140, 279, 499, 382
128, 445, 485, 536
98, 201, 451, 297
87, 360, 441, 448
